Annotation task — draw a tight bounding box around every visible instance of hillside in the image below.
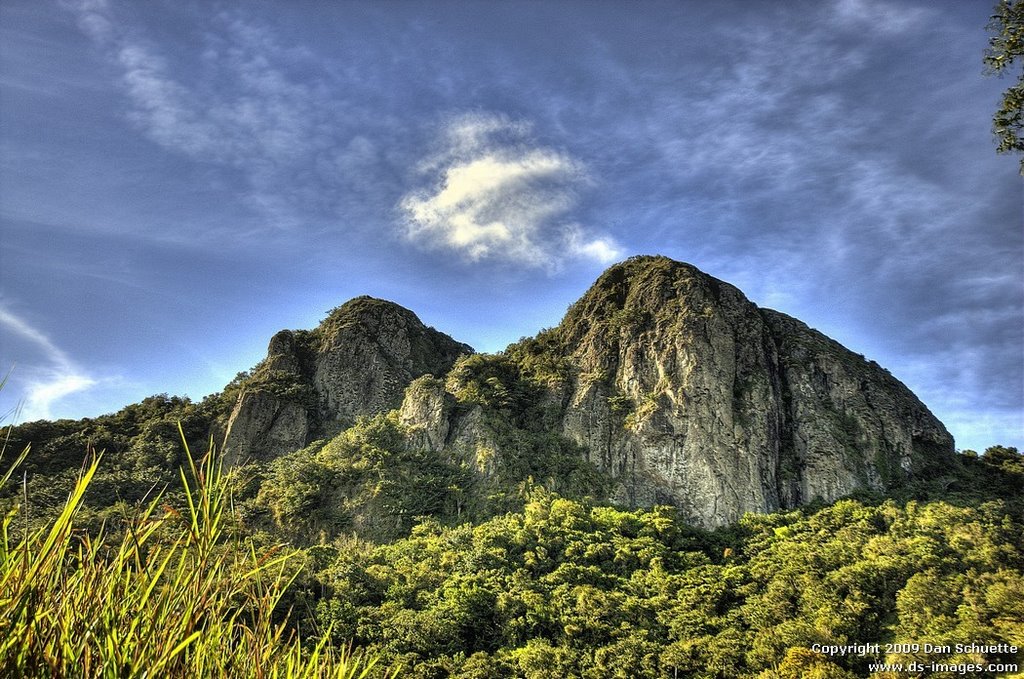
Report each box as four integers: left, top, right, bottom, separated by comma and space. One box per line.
396, 256, 956, 527
2, 256, 1022, 677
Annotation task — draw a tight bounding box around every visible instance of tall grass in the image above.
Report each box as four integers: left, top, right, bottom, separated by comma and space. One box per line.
0, 428, 392, 678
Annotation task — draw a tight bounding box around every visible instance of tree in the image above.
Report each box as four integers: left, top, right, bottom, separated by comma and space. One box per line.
985, 0, 1024, 173
981, 444, 1024, 473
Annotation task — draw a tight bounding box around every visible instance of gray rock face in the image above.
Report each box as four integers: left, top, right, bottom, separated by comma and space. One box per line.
397, 376, 501, 475
763, 309, 953, 508
556, 258, 788, 526
399, 256, 955, 528
398, 376, 453, 451
311, 297, 471, 427
222, 390, 309, 466
221, 297, 471, 465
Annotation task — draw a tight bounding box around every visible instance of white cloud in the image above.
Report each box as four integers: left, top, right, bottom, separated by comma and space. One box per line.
116, 44, 216, 156
73, 2, 308, 163
0, 308, 74, 371
21, 373, 98, 421
71, 0, 115, 42
565, 227, 621, 264
443, 113, 532, 162
401, 114, 623, 268
0, 308, 97, 421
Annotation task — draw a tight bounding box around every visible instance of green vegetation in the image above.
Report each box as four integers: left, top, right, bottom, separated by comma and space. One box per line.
308, 488, 1023, 678
0, 433, 389, 679
254, 414, 477, 543
245, 368, 318, 408
4, 366, 1023, 677
442, 353, 609, 511
446, 354, 534, 413
504, 329, 573, 388
0, 394, 226, 537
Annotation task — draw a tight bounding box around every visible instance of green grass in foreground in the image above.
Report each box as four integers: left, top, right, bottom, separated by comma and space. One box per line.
0, 429, 393, 678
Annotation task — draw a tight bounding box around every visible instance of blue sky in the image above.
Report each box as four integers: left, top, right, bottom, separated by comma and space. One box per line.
1, 0, 1021, 451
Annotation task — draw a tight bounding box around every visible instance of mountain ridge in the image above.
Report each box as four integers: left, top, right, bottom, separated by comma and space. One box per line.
217, 255, 955, 528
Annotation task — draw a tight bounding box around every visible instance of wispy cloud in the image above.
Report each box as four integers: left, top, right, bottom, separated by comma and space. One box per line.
68, 0, 349, 230
401, 114, 622, 269
833, 0, 928, 34
0, 308, 97, 421
613, 0, 972, 292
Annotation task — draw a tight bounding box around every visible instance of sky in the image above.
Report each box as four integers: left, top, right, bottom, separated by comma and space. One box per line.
0, 0, 1021, 452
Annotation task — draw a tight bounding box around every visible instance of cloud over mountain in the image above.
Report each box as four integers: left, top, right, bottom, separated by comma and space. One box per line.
401, 114, 622, 269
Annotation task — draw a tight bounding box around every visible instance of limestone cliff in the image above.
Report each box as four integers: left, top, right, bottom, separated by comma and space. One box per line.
398, 256, 955, 527
221, 297, 471, 465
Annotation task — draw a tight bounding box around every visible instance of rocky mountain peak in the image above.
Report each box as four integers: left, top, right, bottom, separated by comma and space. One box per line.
220, 297, 472, 465
398, 255, 956, 527
314, 296, 428, 347
556, 255, 746, 357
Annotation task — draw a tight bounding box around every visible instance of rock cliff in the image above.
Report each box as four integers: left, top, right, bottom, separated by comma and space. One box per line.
399, 256, 955, 527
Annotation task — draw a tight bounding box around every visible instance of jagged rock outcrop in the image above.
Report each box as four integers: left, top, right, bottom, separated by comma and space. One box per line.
311, 297, 471, 422
221, 297, 471, 465
222, 390, 310, 466
398, 376, 454, 451
553, 257, 787, 525
397, 375, 506, 477
399, 255, 955, 528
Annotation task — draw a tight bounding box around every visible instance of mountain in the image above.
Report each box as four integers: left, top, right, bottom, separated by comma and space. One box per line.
219, 296, 472, 465
5, 256, 1017, 679
216, 255, 955, 528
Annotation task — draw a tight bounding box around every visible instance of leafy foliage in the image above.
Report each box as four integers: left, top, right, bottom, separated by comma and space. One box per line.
310, 492, 1024, 678
445, 354, 536, 413
0, 394, 228, 538
252, 414, 477, 543
986, 0, 1024, 172
443, 353, 610, 509
504, 329, 573, 388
